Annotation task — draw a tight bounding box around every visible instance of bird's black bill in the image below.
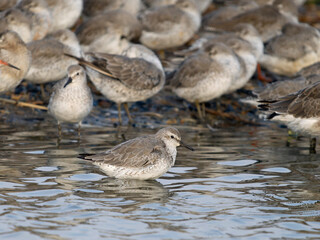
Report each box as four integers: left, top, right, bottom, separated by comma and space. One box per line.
180, 141, 194, 151
64, 77, 72, 88
0, 60, 20, 71
8, 63, 20, 71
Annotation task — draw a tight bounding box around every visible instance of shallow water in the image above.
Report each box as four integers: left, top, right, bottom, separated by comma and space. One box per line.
0, 119, 320, 239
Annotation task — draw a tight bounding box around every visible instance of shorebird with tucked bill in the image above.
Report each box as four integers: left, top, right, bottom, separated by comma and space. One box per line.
169, 42, 240, 119
139, 0, 201, 50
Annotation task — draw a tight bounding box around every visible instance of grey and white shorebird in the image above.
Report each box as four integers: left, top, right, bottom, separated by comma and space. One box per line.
0, 30, 31, 94
76, 9, 142, 54
223, 37, 257, 93
242, 62, 320, 107
203, 0, 298, 42
139, 0, 201, 50
79, 127, 194, 180
258, 81, 320, 151
48, 65, 93, 136
181, 23, 263, 61
65, 51, 165, 124
44, 0, 83, 32
189, 31, 259, 94
25, 29, 81, 85
169, 42, 241, 119
259, 23, 320, 77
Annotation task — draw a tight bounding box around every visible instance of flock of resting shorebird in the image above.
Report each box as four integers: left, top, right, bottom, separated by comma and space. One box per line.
1, 0, 320, 180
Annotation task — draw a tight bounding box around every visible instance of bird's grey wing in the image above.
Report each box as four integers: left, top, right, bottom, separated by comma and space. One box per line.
28, 40, 65, 67
255, 77, 306, 101
287, 81, 320, 118
170, 52, 212, 88
85, 136, 166, 168
139, 6, 186, 32
89, 53, 164, 90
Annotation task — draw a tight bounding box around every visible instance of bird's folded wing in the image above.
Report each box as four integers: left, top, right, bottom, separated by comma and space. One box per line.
85, 137, 166, 168
287, 81, 320, 118
170, 53, 212, 88
89, 53, 163, 90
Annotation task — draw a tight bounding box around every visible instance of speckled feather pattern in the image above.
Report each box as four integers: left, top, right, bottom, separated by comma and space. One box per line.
48, 65, 93, 124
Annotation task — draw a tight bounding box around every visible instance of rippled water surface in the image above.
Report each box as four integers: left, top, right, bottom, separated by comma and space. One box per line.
1, 119, 320, 239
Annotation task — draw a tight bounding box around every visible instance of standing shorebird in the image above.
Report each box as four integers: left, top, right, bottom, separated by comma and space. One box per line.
79, 127, 194, 180
66, 51, 165, 124
0, 30, 31, 94
48, 65, 93, 137
169, 42, 240, 119
258, 81, 320, 152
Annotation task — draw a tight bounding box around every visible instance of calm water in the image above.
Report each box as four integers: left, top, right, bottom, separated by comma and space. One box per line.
0, 118, 320, 239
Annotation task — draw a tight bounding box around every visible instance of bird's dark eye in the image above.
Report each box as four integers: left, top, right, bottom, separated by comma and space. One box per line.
76, 72, 79, 76
171, 135, 174, 139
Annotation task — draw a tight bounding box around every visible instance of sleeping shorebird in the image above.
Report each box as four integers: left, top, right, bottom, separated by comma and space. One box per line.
79, 127, 194, 180
259, 23, 320, 77
139, 0, 201, 50
202, 0, 259, 26
25, 29, 81, 85
169, 42, 240, 119
203, 0, 298, 42
76, 9, 142, 54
